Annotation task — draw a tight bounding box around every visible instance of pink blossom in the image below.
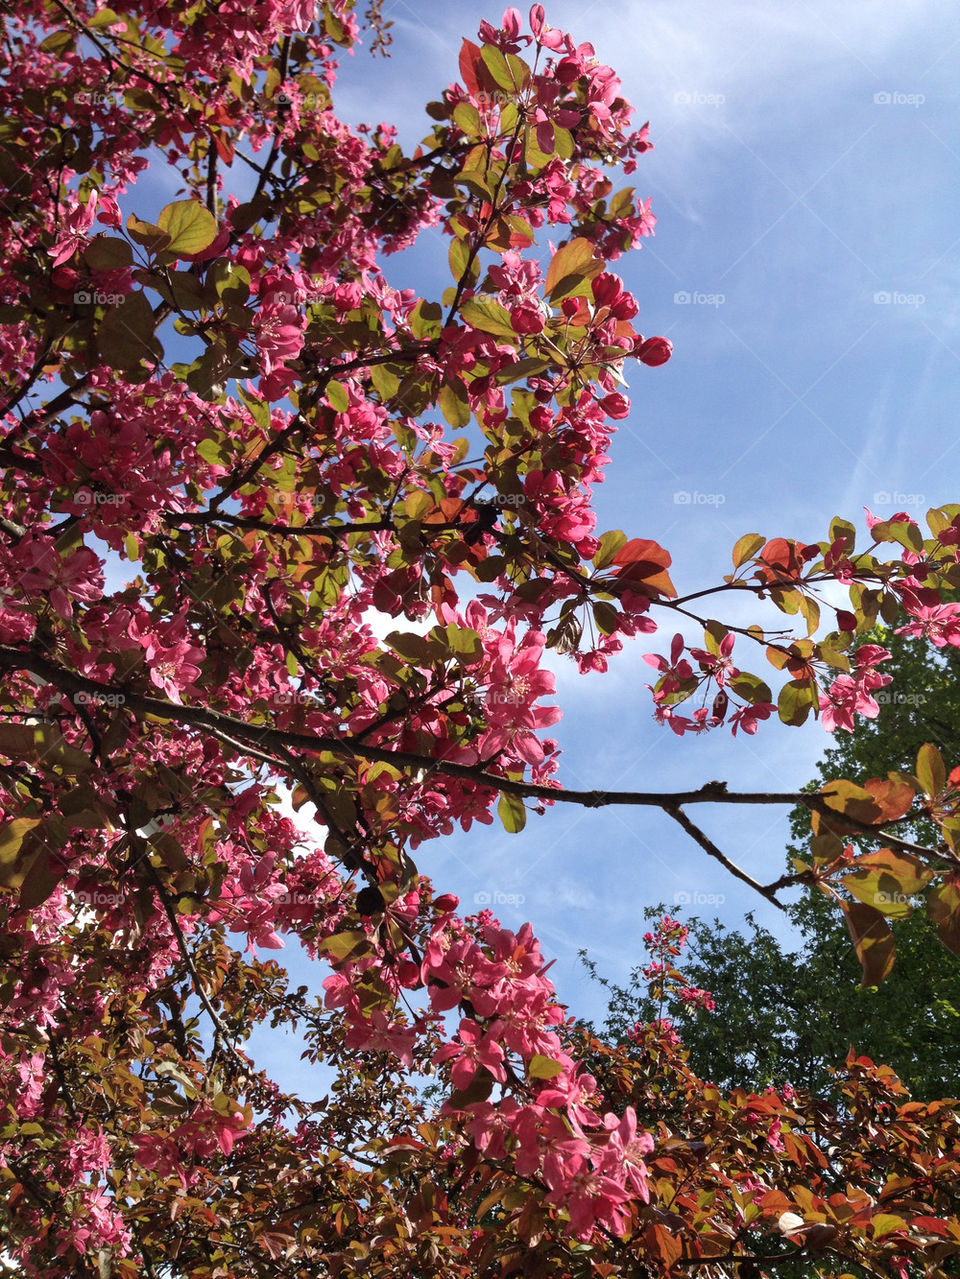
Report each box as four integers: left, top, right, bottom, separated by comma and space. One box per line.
819, 650, 891, 732
897, 600, 960, 648
15, 536, 103, 621
601, 1106, 654, 1198
434, 1018, 507, 1088
48, 190, 99, 265
689, 632, 738, 686
730, 702, 776, 736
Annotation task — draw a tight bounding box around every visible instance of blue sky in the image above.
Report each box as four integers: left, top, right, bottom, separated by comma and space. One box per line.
97, 2, 960, 1085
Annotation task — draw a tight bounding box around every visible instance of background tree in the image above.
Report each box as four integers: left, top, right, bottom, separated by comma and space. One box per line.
586, 622, 960, 1100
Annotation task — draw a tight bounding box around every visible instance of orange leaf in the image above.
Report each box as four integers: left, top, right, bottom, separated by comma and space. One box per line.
612, 538, 676, 597
644, 1224, 682, 1268
863, 776, 916, 822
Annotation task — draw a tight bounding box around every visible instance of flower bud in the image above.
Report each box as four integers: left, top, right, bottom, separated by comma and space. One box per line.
636, 336, 672, 366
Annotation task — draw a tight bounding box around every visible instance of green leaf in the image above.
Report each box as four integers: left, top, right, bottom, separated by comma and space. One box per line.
461, 297, 516, 340
237, 383, 271, 430
840, 899, 895, 987
385, 632, 431, 664
731, 533, 764, 569
88, 7, 120, 28
798, 594, 820, 637
828, 515, 856, 551
83, 237, 134, 271
497, 791, 526, 834
320, 930, 370, 962
98, 291, 163, 370
403, 490, 434, 520
592, 601, 619, 636
916, 742, 945, 797
926, 879, 960, 955
123, 87, 159, 112
544, 237, 601, 301
593, 530, 627, 570
156, 200, 218, 256
370, 363, 400, 401
326, 380, 349, 412
126, 214, 169, 252
20, 852, 69, 910
842, 869, 913, 918
0, 724, 92, 774
528, 1054, 563, 1080
40, 28, 75, 54
449, 237, 477, 287
494, 356, 549, 384
452, 101, 482, 135
197, 438, 229, 466
821, 778, 883, 825
777, 679, 817, 726
0, 819, 42, 882
445, 625, 482, 662
438, 380, 471, 429
726, 672, 772, 705
480, 44, 517, 91
409, 299, 443, 340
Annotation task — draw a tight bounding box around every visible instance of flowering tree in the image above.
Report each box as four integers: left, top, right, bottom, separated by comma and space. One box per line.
3, 1, 960, 1273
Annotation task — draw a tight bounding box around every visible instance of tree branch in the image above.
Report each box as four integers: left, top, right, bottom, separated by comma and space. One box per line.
1, 644, 950, 897
663, 804, 785, 908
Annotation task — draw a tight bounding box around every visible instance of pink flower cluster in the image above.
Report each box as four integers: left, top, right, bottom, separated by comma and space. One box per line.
819, 644, 892, 733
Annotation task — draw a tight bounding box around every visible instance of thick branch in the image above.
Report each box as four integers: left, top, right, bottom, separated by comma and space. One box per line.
0, 645, 948, 881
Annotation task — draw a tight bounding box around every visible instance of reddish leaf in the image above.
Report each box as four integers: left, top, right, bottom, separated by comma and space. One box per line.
863, 776, 916, 822
612, 538, 676, 597
458, 38, 484, 97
